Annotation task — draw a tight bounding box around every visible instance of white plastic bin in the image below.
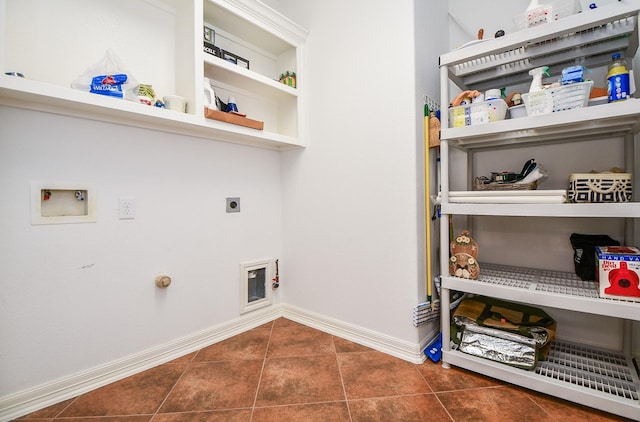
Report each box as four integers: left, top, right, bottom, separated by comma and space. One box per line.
522, 81, 593, 116
513, 0, 580, 30
449, 99, 508, 128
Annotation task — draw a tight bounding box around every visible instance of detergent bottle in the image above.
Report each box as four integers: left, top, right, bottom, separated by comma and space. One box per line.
606, 53, 630, 103
528, 66, 550, 92
203, 77, 218, 110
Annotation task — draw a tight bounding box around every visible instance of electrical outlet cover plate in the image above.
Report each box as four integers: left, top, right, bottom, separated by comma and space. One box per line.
226, 197, 240, 213
119, 197, 136, 219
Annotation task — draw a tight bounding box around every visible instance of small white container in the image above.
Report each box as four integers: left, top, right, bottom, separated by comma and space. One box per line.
485, 89, 501, 100
588, 96, 608, 107
448, 99, 508, 128
513, 0, 580, 30
163, 95, 186, 113
509, 104, 527, 119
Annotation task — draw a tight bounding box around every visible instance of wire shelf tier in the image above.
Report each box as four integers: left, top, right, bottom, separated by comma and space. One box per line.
476, 262, 597, 293
442, 263, 640, 321
442, 4, 639, 91
537, 340, 639, 401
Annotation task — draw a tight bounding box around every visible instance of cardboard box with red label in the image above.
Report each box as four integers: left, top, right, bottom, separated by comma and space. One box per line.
596, 246, 640, 302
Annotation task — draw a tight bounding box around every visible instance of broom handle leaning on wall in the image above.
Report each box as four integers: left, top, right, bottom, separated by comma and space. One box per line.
424, 103, 433, 311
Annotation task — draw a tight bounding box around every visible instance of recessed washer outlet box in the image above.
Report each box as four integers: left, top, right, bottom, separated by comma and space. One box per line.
31, 182, 96, 225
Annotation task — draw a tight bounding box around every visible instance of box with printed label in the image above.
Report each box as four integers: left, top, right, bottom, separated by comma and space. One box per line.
596, 246, 640, 302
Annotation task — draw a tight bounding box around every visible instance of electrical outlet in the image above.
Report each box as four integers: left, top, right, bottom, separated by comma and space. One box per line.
226, 197, 240, 213
119, 197, 136, 219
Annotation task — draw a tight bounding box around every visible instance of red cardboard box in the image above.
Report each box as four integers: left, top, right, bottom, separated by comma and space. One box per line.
596, 246, 640, 302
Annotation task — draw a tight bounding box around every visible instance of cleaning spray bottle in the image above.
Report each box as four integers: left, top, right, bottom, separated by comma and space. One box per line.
528, 66, 550, 92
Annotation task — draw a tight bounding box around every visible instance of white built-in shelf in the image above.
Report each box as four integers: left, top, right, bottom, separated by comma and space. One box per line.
202, 0, 307, 144
0, 76, 300, 150
0, 0, 307, 151
203, 55, 298, 101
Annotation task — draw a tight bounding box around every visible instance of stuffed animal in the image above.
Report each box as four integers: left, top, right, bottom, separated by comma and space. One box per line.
449, 230, 480, 279
450, 90, 482, 107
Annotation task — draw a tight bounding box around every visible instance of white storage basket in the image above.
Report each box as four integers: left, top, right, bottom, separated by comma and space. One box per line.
522, 81, 593, 116
568, 173, 632, 203
448, 99, 508, 128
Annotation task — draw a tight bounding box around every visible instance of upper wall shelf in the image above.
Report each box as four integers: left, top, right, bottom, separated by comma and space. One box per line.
0, 76, 299, 150
203, 55, 299, 101
0, 0, 308, 151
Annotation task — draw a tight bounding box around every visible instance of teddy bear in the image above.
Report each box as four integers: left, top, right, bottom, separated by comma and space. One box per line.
449, 230, 480, 279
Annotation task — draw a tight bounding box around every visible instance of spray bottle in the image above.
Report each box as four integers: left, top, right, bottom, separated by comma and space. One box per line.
528, 66, 550, 92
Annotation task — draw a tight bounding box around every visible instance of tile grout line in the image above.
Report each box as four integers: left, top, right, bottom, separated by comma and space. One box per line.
248, 320, 275, 421
333, 337, 354, 422
50, 395, 79, 420
432, 391, 457, 422
523, 391, 559, 421
412, 361, 455, 421
149, 350, 198, 421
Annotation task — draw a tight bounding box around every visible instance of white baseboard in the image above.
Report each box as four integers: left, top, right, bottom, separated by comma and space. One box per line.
1, 304, 429, 422
282, 304, 427, 364
0, 306, 282, 422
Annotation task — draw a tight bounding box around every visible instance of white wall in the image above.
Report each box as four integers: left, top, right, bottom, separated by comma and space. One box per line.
0, 106, 283, 395
0, 0, 450, 407
2, 0, 636, 412
276, 0, 447, 344
414, 0, 451, 340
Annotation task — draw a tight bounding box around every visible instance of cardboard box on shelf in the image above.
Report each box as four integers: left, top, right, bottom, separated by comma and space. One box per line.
596, 246, 640, 302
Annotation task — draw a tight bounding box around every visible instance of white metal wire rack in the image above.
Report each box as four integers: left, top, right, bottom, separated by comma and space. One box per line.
537, 340, 639, 401
447, 15, 638, 91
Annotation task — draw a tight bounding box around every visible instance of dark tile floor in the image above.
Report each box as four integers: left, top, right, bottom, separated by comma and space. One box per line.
16, 318, 632, 421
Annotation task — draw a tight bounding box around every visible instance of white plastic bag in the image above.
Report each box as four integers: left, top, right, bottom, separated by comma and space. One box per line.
71, 49, 140, 101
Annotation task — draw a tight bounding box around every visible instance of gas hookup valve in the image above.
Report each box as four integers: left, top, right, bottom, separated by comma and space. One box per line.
272, 259, 280, 289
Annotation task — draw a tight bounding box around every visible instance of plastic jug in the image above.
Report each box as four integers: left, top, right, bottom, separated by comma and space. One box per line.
606, 53, 629, 103
203, 77, 218, 110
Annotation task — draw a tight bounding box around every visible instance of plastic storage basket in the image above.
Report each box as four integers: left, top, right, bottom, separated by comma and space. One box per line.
513, 0, 580, 30
522, 81, 593, 116
568, 172, 632, 203
449, 99, 508, 128
473, 177, 537, 191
